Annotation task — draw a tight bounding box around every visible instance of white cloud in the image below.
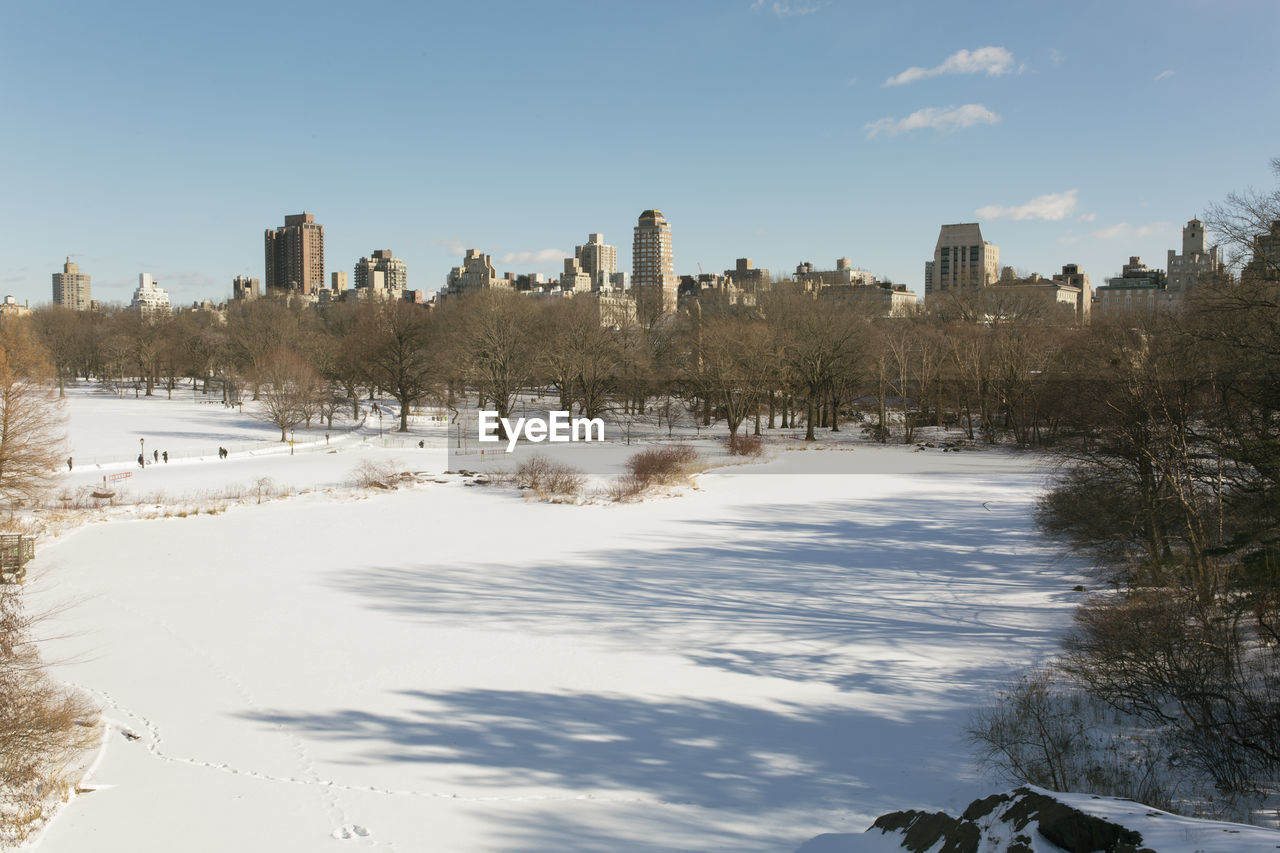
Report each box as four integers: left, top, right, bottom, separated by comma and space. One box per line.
884, 46, 1017, 87
976, 189, 1078, 221
1155, 69, 1175, 82
499, 248, 566, 266
1092, 223, 1130, 240
1078, 212, 1096, 222
751, 0, 827, 17
1090, 222, 1172, 240
865, 104, 999, 138
430, 238, 467, 256
1048, 48, 1065, 66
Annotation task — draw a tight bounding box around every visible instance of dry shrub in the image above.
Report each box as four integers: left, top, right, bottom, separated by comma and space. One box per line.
607, 473, 645, 503
0, 583, 99, 844
728, 433, 763, 456
626, 445, 701, 487
351, 459, 403, 490
608, 445, 703, 502
967, 666, 1176, 813
516, 454, 585, 500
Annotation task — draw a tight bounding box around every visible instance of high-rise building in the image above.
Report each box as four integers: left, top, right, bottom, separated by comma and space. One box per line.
264, 212, 325, 295
355, 250, 408, 299
132, 273, 172, 320
561, 257, 593, 293
232, 275, 260, 301
52, 257, 91, 310
632, 210, 677, 314
575, 233, 617, 291
331, 271, 348, 291
446, 249, 506, 295
1166, 218, 1222, 294
924, 223, 1000, 299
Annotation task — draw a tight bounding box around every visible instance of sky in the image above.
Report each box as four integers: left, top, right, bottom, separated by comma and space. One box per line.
2, 0, 1278, 307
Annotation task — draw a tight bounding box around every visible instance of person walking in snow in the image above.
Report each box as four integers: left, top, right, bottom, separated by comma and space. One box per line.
67, 456, 73, 471
162, 451, 168, 463
153, 449, 159, 464
137, 453, 145, 469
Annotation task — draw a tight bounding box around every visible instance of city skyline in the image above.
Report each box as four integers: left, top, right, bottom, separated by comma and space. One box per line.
3, 1, 1278, 306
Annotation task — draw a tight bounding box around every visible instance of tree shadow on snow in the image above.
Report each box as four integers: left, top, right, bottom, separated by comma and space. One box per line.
242, 687, 926, 818
331, 497, 1083, 699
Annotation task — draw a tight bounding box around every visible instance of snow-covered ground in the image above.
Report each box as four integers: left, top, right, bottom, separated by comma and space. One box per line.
23, 384, 1091, 852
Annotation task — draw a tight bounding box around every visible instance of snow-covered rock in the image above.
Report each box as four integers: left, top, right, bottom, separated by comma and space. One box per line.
795, 786, 1280, 852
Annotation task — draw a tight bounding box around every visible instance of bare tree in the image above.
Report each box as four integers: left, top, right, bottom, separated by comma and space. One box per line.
0, 321, 63, 507
765, 290, 866, 441
701, 315, 771, 438
28, 307, 80, 398
359, 301, 438, 432
254, 347, 321, 442
444, 291, 534, 438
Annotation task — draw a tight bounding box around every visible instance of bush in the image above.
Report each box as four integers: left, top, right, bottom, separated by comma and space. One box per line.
626, 445, 701, 487
727, 433, 763, 456
351, 459, 404, 490
515, 454, 585, 500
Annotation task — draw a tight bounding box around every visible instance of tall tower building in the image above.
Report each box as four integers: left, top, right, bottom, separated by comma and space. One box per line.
131, 273, 171, 320
264, 212, 325, 295
354, 250, 408, 298
575, 233, 617, 291
924, 223, 999, 299
52, 257, 91, 310
1166, 218, 1222, 294
632, 210, 676, 314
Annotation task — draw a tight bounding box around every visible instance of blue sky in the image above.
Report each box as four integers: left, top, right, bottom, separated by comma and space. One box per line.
2, 0, 1277, 306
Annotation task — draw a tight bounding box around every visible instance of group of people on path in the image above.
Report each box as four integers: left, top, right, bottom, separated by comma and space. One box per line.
137, 449, 170, 468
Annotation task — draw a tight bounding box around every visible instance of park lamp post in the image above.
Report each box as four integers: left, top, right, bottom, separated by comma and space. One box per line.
139, 437, 145, 466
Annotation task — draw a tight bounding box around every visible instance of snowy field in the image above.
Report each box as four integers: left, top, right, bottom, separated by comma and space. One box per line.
23, 384, 1089, 852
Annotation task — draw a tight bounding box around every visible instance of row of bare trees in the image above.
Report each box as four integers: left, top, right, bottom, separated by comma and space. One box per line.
16, 280, 1104, 447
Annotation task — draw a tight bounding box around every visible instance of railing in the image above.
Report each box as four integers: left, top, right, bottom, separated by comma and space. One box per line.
0, 534, 34, 580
